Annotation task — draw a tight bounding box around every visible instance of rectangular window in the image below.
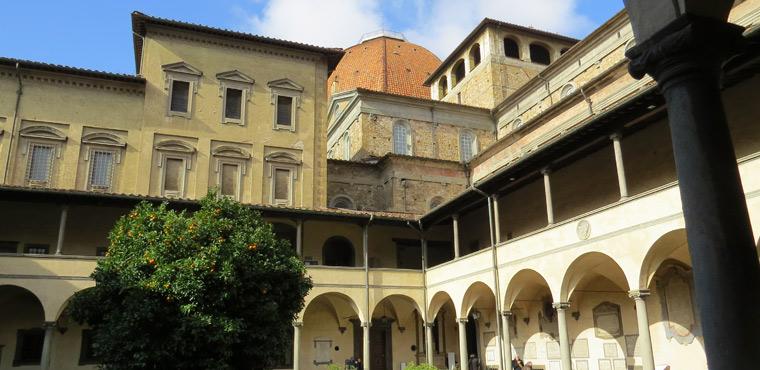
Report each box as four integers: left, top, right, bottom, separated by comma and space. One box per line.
276, 96, 293, 127
78, 329, 99, 365
224, 88, 243, 120
170, 80, 190, 113
89, 150, 114, 190
0, 240, 18, 253
220, 163, 239, 198
273, 168, 291, 204
27, 144, 54, 185
163, 158, 184, 196
13, 329, 44, 366
24, 244, 49, 255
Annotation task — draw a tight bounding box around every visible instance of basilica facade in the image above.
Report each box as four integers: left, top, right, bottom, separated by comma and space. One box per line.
1, 2, 760, 370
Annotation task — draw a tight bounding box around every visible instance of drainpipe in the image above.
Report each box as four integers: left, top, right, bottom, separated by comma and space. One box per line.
409, 220, 433, 365
579, 86, 594, 115
536, 72, 553, 106
472, 186, 506, 370
363, 214, 373, 368
4, 62, 23, 184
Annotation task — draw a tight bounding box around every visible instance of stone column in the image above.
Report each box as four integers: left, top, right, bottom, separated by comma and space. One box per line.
628, 290, 655, 370
295, 219, 303, 257
292, 322, 302, 370
553, 302, 572, 370
458, 318, 469, 370
425, 322, 435, 365
55, 205, 68, 255
40, 321, 55, 370
502, 311, 513, 367
362, 321, 371, 370
610, 133, 629, 198
625, 15, 760, 370
541, 169, 554, 225
452, 214, 461, 258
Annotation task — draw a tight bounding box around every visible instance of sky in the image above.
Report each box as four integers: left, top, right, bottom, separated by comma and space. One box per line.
0, 0, 623, 75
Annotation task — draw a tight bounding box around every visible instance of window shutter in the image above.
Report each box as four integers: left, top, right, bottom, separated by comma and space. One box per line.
164, 158, 183, 192
224, 88, 243, 119
277, 96, 293, 126
220, 163, 239, 197
170, 80, 190, 113
274, 168, 290, 201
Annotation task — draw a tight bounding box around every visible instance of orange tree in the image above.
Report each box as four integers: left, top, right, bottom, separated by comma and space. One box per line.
67, 193, 311, 370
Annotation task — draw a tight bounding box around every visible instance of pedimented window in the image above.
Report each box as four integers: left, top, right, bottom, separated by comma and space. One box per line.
211, 145, 251, 200
155, 140, 196, 198
265, 151, 301, 206
217, 70, 255, 125
268, 79, 304, 132
162, 62, 202, 118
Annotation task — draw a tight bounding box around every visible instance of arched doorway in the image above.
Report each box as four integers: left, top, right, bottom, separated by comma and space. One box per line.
368, 295, 422, 370
323, 236, 356, 267
302, 292, 363, 369
503, 269, 554, 368
428, 291, 460, 369
0, 285, 45, 368
460, 282, 499, 370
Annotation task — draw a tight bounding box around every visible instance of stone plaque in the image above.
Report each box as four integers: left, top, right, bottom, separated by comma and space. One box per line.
572, 338, 590, 358
525, 342, 537, 359
593, 302, 624, 338
575, 360, 589, 370
604, 343, 619, 358
548, 361, 561, 370
599, 359, 613, 370
613, 359, 627, 370
546, 340, 561, 359
624, 335, 640, 357
313, 338, 332, 365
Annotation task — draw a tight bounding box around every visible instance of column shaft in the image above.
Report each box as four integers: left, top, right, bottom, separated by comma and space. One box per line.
502, 312, 513, 367
295, 219, 303, 257
55, 205, 68, 255
425, 323, 435, 365
293, 323, 302, 370
629, 291, 655, 370
611, 133, 629, 198
452, 215, 460, 258
40, 322, 55, 370
542, 169, 554, 224
554, 303, 572, 370
363, 323, 371, 370
492, 195, 501, 244
458, 319, 468, 370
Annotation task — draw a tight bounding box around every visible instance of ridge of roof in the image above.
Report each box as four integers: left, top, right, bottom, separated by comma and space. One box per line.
131, 11, 344, 74
424, 17, 579, 86
0, 57, 144, 83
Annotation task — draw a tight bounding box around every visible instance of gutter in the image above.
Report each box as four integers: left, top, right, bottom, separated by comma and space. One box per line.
4, 63, 23, 184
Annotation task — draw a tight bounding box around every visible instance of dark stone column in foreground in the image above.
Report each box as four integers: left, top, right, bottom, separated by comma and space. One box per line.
626, 15, 760, 370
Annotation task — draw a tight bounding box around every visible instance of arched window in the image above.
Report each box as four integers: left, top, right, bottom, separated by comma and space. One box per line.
272, 222, 297, 250
459, 130, 477, 162
504, 37, 520, 59
452, 59, 466, 86
330, 195, 355, 210
342, 132, 350, 160
512, 118, 524, 130
429, 196, 444, 210
529, 43, 551, 65
469, 44, 481, 71
560, 83, 576, 99
438, 76, 448, 98
392, 120, 412, 155
322, 236, 355, 267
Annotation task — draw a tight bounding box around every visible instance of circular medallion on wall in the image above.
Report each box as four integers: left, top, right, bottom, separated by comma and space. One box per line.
576, 220, 591, 240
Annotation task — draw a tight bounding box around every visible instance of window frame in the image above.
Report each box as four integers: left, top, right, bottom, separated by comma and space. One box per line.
13, 328, 44, 366
504, 37, 521, 59
268, 79, 304, 132
392, 120, 412, 156
270, 166, 294, 206
217, 70, 255, 125
217, 161, 244, 200
160, 155, 187, 199
24, 142, 57, 187
342, 132, 350, 160
459, 129, 478, 162
78, 329, 99, 365
211, 145, 251, 201
274, 94, 296, 130
265, 151, 301, 207
81, 132, 126, 193
330, 195, 356, 210
86, 148, 117, 192
162, 62, 202, 119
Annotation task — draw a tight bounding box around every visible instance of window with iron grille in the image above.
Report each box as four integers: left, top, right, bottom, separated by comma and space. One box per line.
24, 244, 49, 255
88, 150, 114, 191
392, 121, 411, 155
26, 144, 54, 186
460, 130, 476, 162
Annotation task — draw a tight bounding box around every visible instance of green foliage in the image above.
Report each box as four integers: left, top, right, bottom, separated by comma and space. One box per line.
404, 364, 439, 370
67, 192, 312, 370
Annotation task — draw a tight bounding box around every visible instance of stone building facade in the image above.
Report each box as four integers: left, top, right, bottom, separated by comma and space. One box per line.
1, 2, 760, 370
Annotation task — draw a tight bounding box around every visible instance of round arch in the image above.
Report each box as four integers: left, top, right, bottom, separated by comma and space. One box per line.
452, 59, 466, 86
460, 281, 496, 320
0, 284, 47, 366
503, 268, 553, 310
303, 291, 364, 324
529, 42, 552, 65
560, 251, 631, 302
322, 236, 356, 267
469, 43, 482, 71
371, 294, 422, 319
504, 37, 520, 59
638, 229, 690, 289
427, 290, 457, 322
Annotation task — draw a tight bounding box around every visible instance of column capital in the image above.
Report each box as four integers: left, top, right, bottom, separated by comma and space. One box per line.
628, 289, 651, 300
541, 167, 552, 176
361, 321, 372, 328
42, 321, 57, 329
458, 318, 468, 324
424, 322, 435, 328
293, 321, 303, 328
452, 213, 459, 221
502, 311, 513, 317
609, 132, 623, 141
552, 302, 571, 310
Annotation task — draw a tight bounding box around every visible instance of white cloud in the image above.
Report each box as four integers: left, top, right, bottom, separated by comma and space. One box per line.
402, 0, 594, 58
244, 0, 593, 56
246, 0, 384, 48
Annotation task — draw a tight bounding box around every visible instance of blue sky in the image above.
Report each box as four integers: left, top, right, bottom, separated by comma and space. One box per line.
0, 0, 623, 75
